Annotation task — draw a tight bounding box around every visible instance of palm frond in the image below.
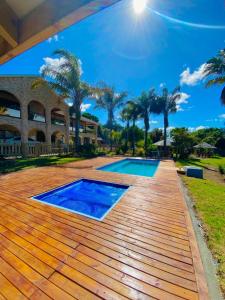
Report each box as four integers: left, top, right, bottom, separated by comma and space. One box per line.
31, 77, 48, 89
53, 49, 78, 65
171, 86, 180, 95
46, 82, 69, 97
206, 76, 225, 87
221, 86, 225, 105
0, 106, 6, 115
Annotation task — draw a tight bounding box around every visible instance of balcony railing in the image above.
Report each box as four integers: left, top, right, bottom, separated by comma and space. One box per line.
0, 142, 74, 157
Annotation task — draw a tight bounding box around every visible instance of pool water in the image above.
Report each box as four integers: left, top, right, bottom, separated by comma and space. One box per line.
98, 158, 159, 177
32, 179, 129, 221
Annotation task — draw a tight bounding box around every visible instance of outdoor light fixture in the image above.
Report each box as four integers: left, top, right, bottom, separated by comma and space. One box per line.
133, 0, 147, 14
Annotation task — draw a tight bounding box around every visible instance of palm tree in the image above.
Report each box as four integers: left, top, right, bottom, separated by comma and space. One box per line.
204, 49, 225, 105
126, 101, 140, 156
157, 86, 181, 152
137, 89, 157, 155
120, 105, 132, 152
32, 49, 98, 152
95, 84, 127, 150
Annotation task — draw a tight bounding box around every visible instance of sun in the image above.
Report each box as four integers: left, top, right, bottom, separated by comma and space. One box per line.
133, 0, 147, 14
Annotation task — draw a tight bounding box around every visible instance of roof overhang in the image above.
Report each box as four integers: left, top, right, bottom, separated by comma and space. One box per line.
0, 0, 120, 65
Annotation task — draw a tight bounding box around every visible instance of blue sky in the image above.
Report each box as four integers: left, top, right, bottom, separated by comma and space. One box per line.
0, 0, 225, 131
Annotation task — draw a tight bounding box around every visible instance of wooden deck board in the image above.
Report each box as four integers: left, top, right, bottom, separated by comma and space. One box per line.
0, 157, 208, 299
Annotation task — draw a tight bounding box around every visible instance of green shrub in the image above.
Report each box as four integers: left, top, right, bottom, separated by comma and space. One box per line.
136, 147, 145, 157
219, 164, 225, 175
77, 144, 97, 157
115, 148, 122, 155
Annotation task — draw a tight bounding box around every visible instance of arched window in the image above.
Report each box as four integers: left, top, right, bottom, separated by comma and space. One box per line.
0, 124, 20, 143
28, 101, 46, 122
28, 129, 46, 143
51, 131, 65, 144
0, 91, 21, 118
51, 108, 66, 126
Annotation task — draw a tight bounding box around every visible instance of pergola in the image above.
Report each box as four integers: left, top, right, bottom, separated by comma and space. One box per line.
0, 0, 119, 64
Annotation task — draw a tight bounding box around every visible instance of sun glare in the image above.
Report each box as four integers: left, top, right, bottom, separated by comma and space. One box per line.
133, 0, 147, 14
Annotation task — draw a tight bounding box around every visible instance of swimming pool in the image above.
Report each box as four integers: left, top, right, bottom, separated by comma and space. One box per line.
98, 158, 159, 177
32, 179, 129, 221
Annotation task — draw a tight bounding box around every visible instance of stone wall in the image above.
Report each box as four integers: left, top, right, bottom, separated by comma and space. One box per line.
0, 76, 70, 146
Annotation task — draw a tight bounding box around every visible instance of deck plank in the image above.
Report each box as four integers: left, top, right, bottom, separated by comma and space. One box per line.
0, 157, 208, 299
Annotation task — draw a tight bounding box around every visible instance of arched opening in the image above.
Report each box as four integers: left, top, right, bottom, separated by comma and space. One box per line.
51, 131, 65, 145
51, 108, 66, 126
0, 124, 20, 143
84, 137, 90, 145
28, 101, 46, 122
28, 129, 46, 143
0, 91, 21, 118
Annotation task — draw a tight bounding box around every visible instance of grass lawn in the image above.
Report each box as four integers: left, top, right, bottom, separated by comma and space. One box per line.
176, 155, 225, 170
177, 156, 225, 295
0, 156, 84, 174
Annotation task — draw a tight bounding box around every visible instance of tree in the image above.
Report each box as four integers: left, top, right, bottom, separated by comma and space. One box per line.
149, 128, 163, 143
32, 49, 98, 152
82, 112, 99, 123
204, 49, 225, 105
126, 101, 140, 156
95, 84, 127, 150
190, 128, 224, 145
137, 89, 157, 155
120, 105, 132, 152
171, 128, 195, 159
157, 86, 181, 152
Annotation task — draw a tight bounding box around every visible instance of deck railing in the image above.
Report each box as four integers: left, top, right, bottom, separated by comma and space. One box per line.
0, 143, 73, 157
0, 143, 22, 157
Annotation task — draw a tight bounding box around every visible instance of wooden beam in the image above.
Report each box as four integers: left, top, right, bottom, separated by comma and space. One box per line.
0, 0, 120, 65
0, 1, 18, 48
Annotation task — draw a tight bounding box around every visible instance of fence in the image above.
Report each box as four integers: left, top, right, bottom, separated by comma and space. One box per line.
0, 143, 73, 158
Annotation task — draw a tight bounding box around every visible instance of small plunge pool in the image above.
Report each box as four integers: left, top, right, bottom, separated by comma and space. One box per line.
32, 179, 129, 221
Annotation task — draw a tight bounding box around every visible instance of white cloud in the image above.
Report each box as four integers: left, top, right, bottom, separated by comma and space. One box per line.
188, 127, 195, 132
81, 103, 91, 112
150, 120, 158, 124
159, 83, 165, 88
39, 56, 83, 76
206, 118, 218, 122
176, 92, 190, 104
39, 57, 67, 74
219, 114, 225, 119
176, 92, 190, 111
180, 63, 208, 86
195, 125, 207, 131
188, 126, 208, 132
47, 34, 59, 43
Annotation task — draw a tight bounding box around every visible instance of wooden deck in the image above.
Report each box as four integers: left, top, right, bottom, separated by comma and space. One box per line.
0, 157, 208, 299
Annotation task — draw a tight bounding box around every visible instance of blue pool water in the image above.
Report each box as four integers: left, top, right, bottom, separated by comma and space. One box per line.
32, 179, 129, 221
98, 158, 159, 177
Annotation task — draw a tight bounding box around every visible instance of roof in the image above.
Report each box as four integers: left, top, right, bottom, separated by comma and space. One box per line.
0, 0, 119, 64
194, 142, 216, 149
71, 115, 98, 126
153, 138, 173, 147
81, 116, 98, 126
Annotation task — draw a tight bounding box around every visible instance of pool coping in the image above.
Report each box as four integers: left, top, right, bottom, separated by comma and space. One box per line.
31, 178, 131, 222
